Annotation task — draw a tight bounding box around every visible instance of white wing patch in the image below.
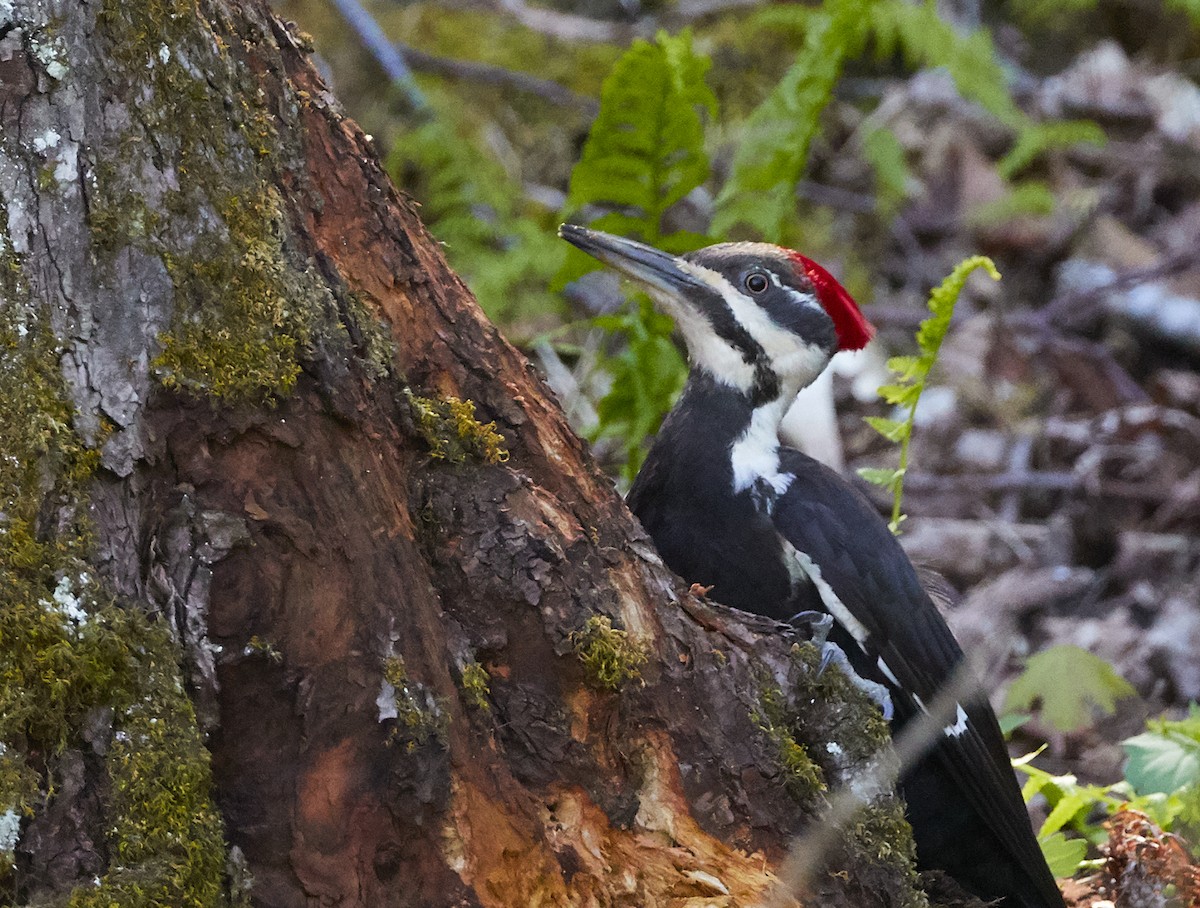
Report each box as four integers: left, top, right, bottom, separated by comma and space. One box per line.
786, 544, 871, 649
943, 703, 970, 738
913, 692, 970, 737
876, 657, 900, 686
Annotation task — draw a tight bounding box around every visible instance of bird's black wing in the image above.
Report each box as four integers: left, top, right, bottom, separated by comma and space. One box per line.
774, 449, 1061, 907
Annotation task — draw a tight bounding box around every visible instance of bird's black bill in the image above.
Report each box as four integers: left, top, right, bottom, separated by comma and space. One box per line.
558, 224, 708, 295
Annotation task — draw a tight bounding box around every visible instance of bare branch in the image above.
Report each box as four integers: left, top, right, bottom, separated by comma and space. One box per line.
398, 42, 599, 114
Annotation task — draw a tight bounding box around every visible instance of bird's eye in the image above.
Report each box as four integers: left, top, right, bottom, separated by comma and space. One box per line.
744, 272, 769, 294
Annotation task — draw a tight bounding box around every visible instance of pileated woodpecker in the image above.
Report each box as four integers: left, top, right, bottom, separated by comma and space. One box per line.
559, 224, 1064, 908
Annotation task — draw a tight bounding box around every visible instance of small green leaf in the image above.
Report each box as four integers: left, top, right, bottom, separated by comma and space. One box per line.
999, 712, 1032, 737
857, 467, 904, 490
1038, 832, 1088, 878
998, 119, 1106, 179
862, 125, 911, 214
1040, 782, 1110, 837
877, 383, 921, 407
1005, 645, 1136, 733
1123, 704, 1200, 796
714, 4, 854, 237
884, 355, 922, 380
967, 181, 1056, 227
864, 416, 909, 442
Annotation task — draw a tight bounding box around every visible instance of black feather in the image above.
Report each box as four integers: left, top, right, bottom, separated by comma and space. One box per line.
629, 374, 1063, 908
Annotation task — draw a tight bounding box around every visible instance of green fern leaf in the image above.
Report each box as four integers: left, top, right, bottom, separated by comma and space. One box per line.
557, 30, 715, 480
861, 256, 999, 533
559, 28, 716, 289
968, 180, 1057, 227
918, 256, 1001, 353
862, 126, 912, 215
714, 2, 862, 237
864, 416, 909, 442
868, 0, 1022, 128
884, 355, 923, 380
998, 120, 1107, 179
857, 467, 904, 491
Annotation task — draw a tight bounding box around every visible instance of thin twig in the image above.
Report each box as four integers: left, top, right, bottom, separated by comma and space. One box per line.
328, 0, 428, 114
1030, 248, 1198, 331
398, 43, 599, 114
897, 470, 1170, 502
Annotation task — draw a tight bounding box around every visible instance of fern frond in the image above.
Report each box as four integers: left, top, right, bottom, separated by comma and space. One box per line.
868, 0, 1022, 127
860, 256, 1000, 533
559, 29, 716, 287
998, 120, 1106, 179
861, 125, 912, 215
558, 30, 716, 481
967, 180, 1056, 227
714, 4, 863, 238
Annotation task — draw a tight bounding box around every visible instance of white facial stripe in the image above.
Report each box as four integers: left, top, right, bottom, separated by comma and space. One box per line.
943, 703, 970, 738
787, 545, 871, 648
674, 260, 831, 387
644, 286, 756, 394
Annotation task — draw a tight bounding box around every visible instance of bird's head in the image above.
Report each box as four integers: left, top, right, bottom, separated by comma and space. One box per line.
559, 225, 873, 401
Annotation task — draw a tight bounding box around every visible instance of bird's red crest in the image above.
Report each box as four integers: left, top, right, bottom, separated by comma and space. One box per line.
787, 252, 874, 351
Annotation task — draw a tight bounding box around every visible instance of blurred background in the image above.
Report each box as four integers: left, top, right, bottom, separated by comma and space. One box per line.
271, 0, 1200, 872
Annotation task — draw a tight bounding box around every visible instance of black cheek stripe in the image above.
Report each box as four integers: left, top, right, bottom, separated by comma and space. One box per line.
697, 291, 780, 405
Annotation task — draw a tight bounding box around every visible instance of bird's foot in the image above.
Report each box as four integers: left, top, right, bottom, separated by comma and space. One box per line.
815, 642, 895, 722
787, 610, 834, 649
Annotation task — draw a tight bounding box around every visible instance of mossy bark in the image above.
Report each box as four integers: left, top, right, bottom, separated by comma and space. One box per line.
0, 1, 932, 906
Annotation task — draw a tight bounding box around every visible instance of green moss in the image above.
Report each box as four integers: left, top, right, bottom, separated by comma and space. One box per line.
68, 619, 229, 908
154, 188, 307, 402
459, 661, 491, 711
383, 5, 619, 98
847, 800, 928, 908
780, 645, 927, 906
569, 615, 647, 693
753, 684, 827, 801
245, 635, 282, 665
382, 657, 448, 752
789, 642, 892, 761
849, 799, 919, 867
404, 389, 509, 465
0, 749, 38, 817
1, 210, 231, 906
84, 2, 342, 403
0, 593, 231, 907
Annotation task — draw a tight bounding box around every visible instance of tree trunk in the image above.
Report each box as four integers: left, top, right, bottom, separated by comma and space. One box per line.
0, 2, 928, 906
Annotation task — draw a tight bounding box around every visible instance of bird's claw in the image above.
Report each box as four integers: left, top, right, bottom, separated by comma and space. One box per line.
787, 610, 834, 648
817, 642, 837, 677
816, 641, 895, 722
